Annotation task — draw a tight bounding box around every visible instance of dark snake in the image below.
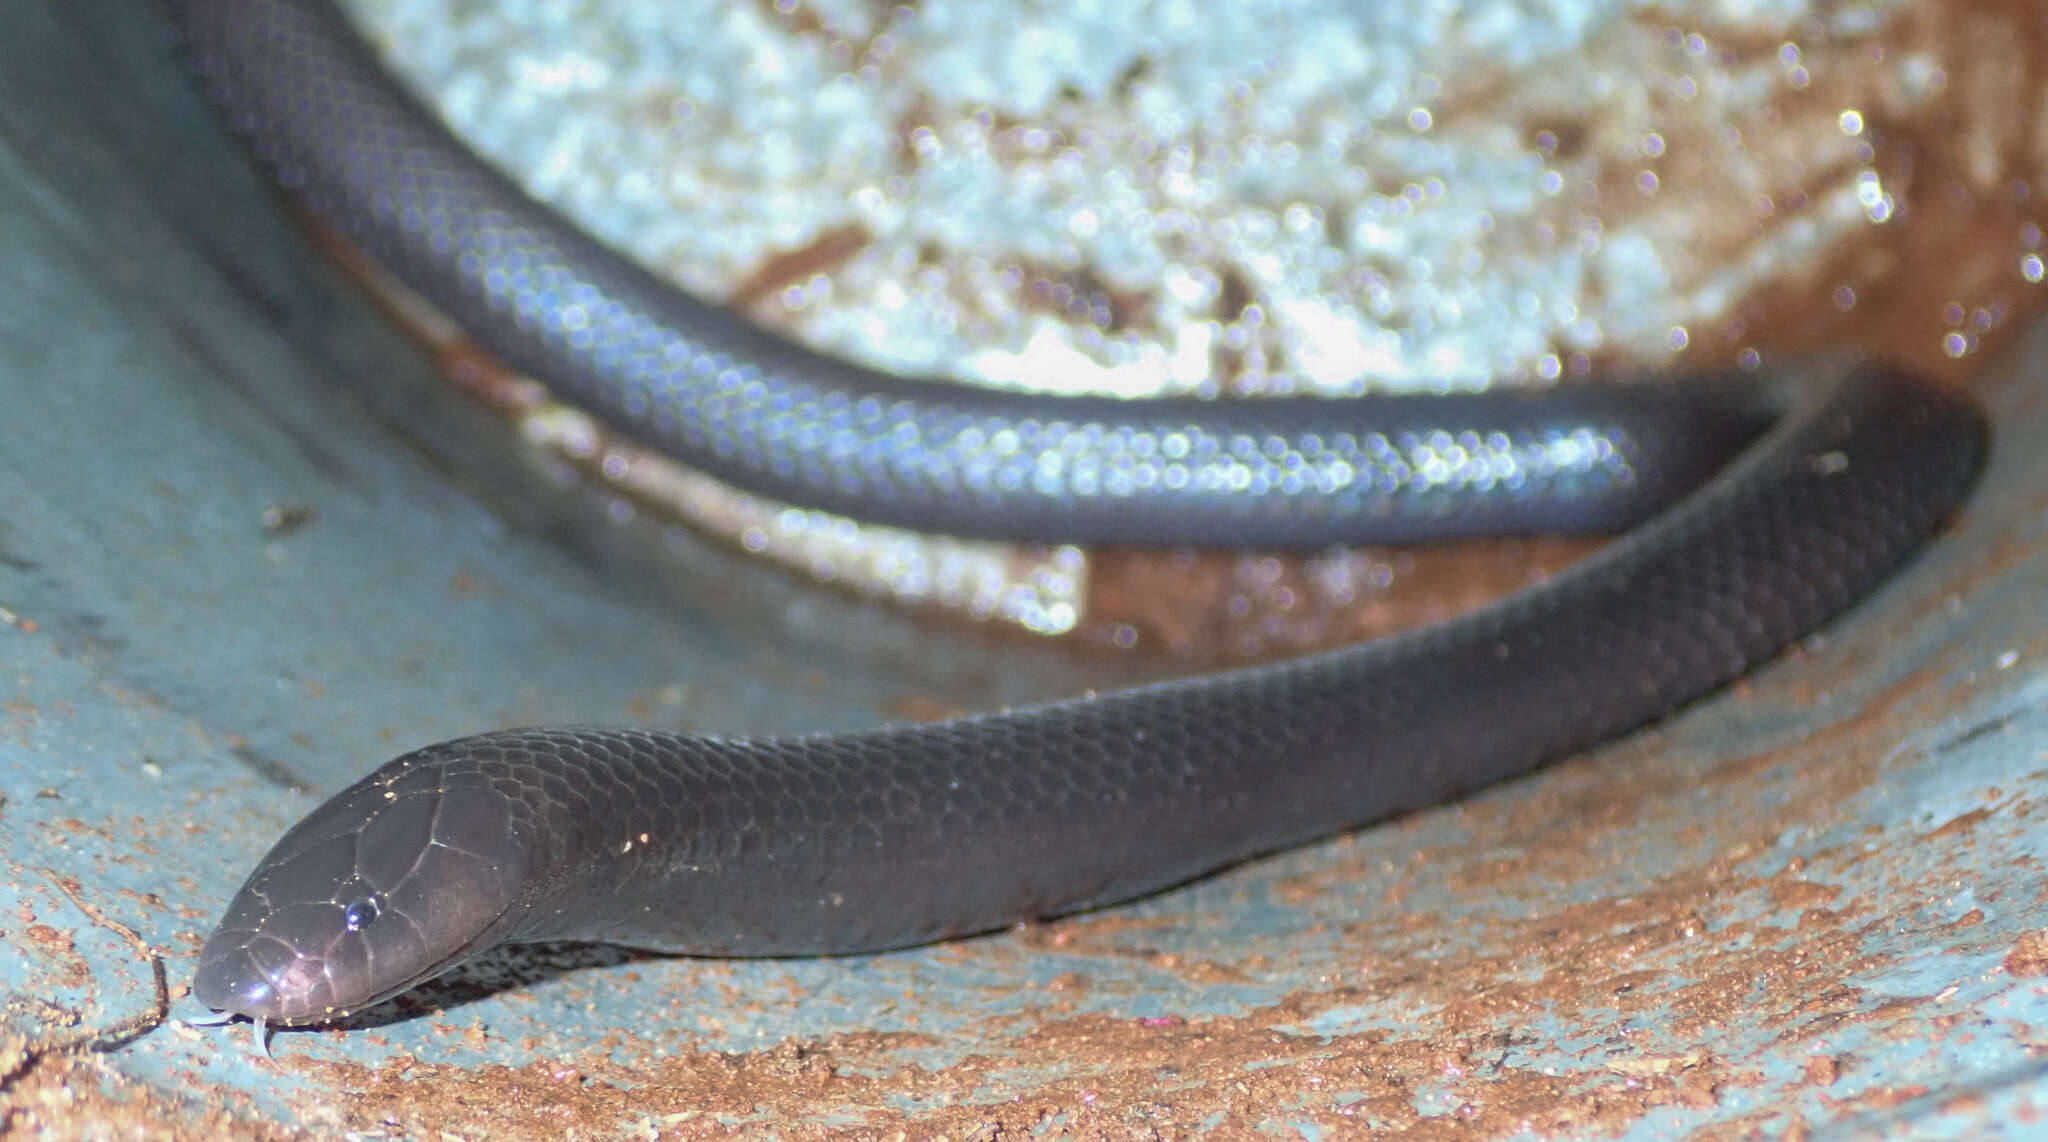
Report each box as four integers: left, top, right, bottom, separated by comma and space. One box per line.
167, 0, 1991, 1031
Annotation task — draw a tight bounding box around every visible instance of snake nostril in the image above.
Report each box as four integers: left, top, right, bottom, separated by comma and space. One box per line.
237, 975, 276, 1011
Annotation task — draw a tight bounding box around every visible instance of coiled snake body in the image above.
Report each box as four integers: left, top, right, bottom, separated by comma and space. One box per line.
170, 0, 1990, 1029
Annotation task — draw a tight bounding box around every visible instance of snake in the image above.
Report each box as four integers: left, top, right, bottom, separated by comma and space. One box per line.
169, 0, 1990, 1034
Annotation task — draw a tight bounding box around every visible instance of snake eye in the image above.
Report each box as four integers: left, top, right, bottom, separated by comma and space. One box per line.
342, 897, 382, 932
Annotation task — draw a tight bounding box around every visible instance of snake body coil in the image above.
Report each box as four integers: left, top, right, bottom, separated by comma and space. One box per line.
171, 0, 1990, 1028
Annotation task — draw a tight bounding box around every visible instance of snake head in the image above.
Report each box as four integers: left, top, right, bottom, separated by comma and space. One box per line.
193, 753, 527, 1025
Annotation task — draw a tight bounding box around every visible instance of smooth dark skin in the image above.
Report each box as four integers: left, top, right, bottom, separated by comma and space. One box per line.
169, 0, 1990, 1033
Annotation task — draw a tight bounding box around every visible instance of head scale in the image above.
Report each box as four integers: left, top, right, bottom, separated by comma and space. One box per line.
193, 755, 524, 1025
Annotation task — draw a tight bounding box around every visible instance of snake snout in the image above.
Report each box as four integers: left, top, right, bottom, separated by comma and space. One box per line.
193, 843, 379, 1024
192, 921, 346, 1023
190, 941, 277, 1018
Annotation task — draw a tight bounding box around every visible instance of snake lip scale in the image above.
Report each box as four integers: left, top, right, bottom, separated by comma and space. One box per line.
169, 0, 1991, 1032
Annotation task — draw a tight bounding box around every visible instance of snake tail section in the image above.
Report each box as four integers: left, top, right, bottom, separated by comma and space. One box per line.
169, 0, 1786, 548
